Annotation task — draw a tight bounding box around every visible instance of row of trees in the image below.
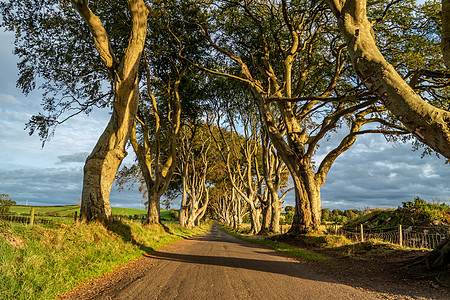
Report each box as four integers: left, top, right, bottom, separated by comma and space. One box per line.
1, 0, 449, 245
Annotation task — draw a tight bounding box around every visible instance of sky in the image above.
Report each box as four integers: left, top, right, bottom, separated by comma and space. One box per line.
0, 30, 449, 211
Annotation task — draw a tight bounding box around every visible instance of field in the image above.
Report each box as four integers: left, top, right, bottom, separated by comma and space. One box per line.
7, 205, 176, 221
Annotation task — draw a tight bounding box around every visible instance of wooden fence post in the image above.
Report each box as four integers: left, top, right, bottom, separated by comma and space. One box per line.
360, 224, 364, 242
399, 224, 403, 247
29, 207, 35, 226
74, 211, 78, 223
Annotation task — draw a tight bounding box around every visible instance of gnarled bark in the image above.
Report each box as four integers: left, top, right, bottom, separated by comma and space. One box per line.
78, 0, 149, 221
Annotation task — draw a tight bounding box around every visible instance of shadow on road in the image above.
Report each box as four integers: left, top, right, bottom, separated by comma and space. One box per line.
147, 250, 320, 280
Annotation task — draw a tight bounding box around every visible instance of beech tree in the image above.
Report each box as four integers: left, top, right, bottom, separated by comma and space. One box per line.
178, 124, 212, 228
0, 0, 149, 221
183, 0, 409, 233
116, 0, 211, 224
224, 111, 264, 234
326, 0, 450, 269
326, 0, 450, 159
260, 127, 293, 234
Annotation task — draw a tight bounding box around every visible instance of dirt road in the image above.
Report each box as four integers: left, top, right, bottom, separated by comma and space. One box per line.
75, 223, 384, 300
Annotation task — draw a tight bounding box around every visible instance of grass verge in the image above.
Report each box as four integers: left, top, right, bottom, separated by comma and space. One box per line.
221, 226, 330, 263
0, 219, 210, 300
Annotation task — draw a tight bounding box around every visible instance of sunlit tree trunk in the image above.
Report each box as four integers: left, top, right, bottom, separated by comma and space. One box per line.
78, 0, 148, 221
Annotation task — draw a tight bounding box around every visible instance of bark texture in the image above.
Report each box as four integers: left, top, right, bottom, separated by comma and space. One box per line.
425, 237, 450, 269
77, 0, 149, 221
327, 0, 450, 159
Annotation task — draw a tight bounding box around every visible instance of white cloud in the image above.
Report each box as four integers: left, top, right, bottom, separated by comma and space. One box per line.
0, 94, 20, 106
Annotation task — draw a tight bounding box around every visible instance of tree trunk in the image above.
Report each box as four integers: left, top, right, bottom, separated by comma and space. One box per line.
249, 204, 261, 234
179, 179, 189, 227
424, 237, 450, 269
81, 108, 133, 221
288, 164, 321, 234
78, 0, 149, 221
442, 0, 450, 69
259, 194, 272, 234
146, 190, 160, 224
269, 191, 281, 234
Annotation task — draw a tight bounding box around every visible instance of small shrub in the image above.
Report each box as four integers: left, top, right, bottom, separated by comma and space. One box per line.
169, 209, 179, 220
0, 194, 16, 214
284, 211, 294, 225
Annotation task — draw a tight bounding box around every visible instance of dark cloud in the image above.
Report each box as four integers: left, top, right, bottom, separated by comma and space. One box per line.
318, 133, 450, 210
56, 152, 89, 164
0, 167, 144, 208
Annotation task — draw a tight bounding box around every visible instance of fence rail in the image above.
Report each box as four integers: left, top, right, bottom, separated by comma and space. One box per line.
336, 225, 449, 250
0, 213, 75, 225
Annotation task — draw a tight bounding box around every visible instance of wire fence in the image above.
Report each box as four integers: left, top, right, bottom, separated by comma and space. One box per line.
0, 212, 171, 226
335, 225, 449, 250
0, 213, 74, 225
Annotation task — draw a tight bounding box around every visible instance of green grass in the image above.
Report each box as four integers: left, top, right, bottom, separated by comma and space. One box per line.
8, 205, 175, 219
9, 205, 80, 216
221, 227, 329, 263
0, 219, 210, 300
111, 207, 147, 216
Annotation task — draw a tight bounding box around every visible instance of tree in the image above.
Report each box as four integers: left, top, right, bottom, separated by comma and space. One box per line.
0, 194, 16, 214
178, 124, 212, 228
321, 208, 331, 222
326, 0, 450, 159
0, 0, 149, 221
325, 0, 450, 267
260, 128, 293, 234
116, 0, 211, 224
184, 0, 409, 233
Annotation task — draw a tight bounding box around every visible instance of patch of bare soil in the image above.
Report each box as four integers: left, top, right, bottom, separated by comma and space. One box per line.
274, 235, 449, 299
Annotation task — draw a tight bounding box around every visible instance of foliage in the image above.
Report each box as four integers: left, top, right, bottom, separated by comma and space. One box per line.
163, 209, 180, 221
402, 197, 450, 222
283, 211, 294, 225
344, 198, 450, 232
0, 220, 210, 299
284, 206, 295, 213
321, 208, 363, 224
0, 195, 16, 214
0, 0, 136, 142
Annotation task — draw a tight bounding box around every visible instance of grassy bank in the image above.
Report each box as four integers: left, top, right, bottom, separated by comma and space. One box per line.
0, 220, 210, 300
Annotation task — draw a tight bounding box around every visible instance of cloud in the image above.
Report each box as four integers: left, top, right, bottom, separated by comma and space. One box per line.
0, 166, 143, 208
318, 133, 450, 210
0, 94, 21, 106
57, 152, 89, 164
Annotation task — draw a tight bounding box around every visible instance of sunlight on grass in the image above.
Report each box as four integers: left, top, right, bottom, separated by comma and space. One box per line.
0, 219, 210, 300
